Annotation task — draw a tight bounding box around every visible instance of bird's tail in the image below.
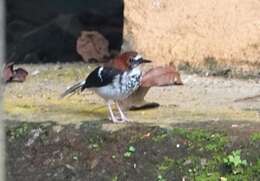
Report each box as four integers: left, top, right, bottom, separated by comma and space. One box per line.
60, 80, 85, 98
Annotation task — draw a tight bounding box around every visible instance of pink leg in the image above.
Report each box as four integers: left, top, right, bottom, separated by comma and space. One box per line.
107, 102, 122, 123
115, 101, 129, 122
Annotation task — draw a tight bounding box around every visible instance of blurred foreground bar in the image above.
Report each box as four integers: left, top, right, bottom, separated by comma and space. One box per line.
0, 0, 5, 180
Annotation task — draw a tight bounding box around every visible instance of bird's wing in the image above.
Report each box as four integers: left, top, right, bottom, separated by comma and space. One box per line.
82, 66, 123, 89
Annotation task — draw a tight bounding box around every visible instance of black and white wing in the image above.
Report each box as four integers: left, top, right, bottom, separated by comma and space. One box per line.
81, 66, 123, 90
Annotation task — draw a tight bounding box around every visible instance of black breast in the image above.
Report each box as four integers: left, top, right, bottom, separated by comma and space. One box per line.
81, 66, 123, 91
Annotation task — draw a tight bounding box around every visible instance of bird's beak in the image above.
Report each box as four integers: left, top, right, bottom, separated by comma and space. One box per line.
140, 59, 152, 64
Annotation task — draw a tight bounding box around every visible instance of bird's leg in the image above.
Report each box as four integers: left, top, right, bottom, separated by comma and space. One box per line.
115, 101, 129, 122
107, 101, 122, 123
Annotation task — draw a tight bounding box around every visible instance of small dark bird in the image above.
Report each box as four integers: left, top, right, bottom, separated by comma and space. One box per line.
61, 53, 151, 123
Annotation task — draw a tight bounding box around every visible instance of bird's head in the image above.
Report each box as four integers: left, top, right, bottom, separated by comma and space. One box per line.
111, 51, 151, 70
128, 54, 152, 69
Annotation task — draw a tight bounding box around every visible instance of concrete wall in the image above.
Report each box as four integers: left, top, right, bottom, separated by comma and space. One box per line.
123, 0, 260, 72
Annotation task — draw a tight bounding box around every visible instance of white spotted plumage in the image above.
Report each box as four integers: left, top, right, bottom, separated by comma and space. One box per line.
93, 66, 141, 101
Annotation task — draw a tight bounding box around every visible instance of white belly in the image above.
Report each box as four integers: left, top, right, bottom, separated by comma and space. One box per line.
94, 85, 131, 101
93, 68, 141, 101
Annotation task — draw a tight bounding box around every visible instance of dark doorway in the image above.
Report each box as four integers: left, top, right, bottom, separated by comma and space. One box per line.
6, 0, 124, 63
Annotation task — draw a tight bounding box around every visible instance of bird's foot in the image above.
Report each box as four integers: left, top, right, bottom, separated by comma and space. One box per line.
120, 116, 129, 122
112, 118, 127, 123
109, 116, 120, 121
113, 120, 127, 124
109, 116, 128, 123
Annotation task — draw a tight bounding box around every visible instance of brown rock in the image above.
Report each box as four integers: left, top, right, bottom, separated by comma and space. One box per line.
76, 31, 110, 62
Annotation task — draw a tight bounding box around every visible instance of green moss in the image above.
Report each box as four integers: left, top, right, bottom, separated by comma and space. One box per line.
250, 132, 260, 142
111, 176, 118, 181
172, 128, 228, 152
194, 172, 221, 181
156, 156, 178, 181
157, 156, 175, 174
4, 96, 107, 123
152, 129, 168, 142
223, 150, 248, 175
5, 121, 260, 180
86, 134, 104, 151
32, 63, 93, 83
6, 122, 32, 140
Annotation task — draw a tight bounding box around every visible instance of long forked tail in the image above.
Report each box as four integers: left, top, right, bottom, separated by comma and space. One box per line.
60, 80, 85, 98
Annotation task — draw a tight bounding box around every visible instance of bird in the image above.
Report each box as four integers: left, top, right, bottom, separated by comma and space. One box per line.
60, 52, 151, 123
109, 51, 183, 110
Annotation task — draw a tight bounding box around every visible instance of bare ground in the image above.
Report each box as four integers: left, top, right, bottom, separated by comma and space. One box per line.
3, 63, 260, 126
3, 63, 260, 180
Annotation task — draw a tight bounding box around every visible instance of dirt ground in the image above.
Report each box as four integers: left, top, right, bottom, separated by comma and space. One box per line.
3, 63, 260, 125
3, 63, 260, 180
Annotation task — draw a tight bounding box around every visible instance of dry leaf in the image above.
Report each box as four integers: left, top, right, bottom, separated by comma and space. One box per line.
141, 63, 183, 87
2, 62, 28, 83
12, 68, 28, 82
3, 62, 14, 82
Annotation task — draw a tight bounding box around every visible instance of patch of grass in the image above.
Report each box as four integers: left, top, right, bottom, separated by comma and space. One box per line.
6, 122, 32, 140
157, 156, 175, 174
250, 132, 260, 142
157, 174, 167, 181
5, 123, 260, 180
88, 143, 100, 150
223, 150, 247, 175
124, 145, 136, 158
111, 175, 118, 181
222, 158, 260, 180
152, 129, 168, 142
87, 136, 104, 151
172, 128, 228, 152
250, 159, 260, 179
156, 157, 175, 181
194, 172, 221, 181
152, 133, 167, 142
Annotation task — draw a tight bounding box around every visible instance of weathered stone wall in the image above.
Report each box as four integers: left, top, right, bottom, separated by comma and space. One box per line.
6, 0, 123, 63
123, 0, 260, 72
